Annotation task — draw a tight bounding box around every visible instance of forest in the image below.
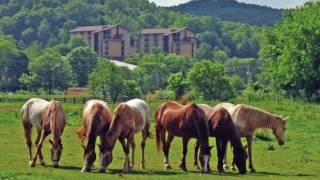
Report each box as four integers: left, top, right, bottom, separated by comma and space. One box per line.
1, 0, 320, 102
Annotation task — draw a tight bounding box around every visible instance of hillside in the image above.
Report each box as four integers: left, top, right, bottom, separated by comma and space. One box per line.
170, 0, 283, 26
0, 0, 262, 58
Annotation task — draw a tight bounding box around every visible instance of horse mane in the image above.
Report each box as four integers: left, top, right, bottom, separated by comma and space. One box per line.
237, 104, 281, 120
48, 100, 59, 147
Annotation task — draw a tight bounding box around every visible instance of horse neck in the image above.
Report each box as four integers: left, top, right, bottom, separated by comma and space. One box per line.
49, 102, 62, 145
193, 113, 209, 147
108, 116, 123, 147
253, 112, 278, 130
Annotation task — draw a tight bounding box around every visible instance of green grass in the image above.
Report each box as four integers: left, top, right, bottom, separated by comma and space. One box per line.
0, 99, 319, 179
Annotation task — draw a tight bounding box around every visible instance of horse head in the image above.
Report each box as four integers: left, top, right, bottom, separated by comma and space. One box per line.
232, 144, 248, 174
98, 131, 114, 173
49, 139, 63, 168
273, 116, 288, 145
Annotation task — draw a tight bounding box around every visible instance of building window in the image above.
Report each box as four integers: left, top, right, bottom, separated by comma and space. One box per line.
104, 30, 111, 56
153, 35, 158, 47
175, 42, 181, 54
144, 35, 150, 53
173, 32, 180, 42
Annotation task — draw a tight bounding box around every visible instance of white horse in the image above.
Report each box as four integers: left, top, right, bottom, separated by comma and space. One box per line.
217, 103, 287, 172
21, 98, 66, 168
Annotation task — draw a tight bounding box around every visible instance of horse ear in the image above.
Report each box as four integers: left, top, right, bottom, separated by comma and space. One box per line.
49, 139, 53, 145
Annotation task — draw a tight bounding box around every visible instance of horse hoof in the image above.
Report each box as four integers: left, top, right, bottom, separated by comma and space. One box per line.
218, 169, 225, 173
179, 164, 187, 172
223, 164, 229, 170
29, 161, 35, 167
140, 163, 145, 170
231, 166, 237, 171
165, 164, 172, 170
40, 161, 46, 166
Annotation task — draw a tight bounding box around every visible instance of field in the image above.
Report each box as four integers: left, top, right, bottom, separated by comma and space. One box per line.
0, 98, 319, 180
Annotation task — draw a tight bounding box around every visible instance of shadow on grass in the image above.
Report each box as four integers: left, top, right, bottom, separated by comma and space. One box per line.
108, 169, 188, 176
55, 165, 81, 171
248, 171, 316, 177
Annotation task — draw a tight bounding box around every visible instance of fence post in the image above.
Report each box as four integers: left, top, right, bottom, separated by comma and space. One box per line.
73, 97, 76, 104
83, 97, 86, 104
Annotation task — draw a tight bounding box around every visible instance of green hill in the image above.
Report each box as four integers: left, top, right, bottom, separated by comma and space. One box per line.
170, 0, 283, 26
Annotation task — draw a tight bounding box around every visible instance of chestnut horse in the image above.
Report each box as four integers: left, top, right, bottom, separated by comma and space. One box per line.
76, 99, 112, 172
21, 98, 66, 168
218, 103, 287, 172
101, 99, 151, 172
155, 101, 212, 173
193, 104, 247, 174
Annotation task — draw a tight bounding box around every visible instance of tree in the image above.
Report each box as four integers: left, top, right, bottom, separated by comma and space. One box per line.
89, 60, 128, 102
195, 43, 214, 60
69, 35, 88, 49
0, 35, 28, 91
167, 72, 189, 99
188, 61, 234, 100
20, 49, 72, 93
260, 1, 320, 101
67, 47, 98, 86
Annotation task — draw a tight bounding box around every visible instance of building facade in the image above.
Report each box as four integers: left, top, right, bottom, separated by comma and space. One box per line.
70, 26, 198, 60
70, 25, 133, 60
136, 28, 198, 57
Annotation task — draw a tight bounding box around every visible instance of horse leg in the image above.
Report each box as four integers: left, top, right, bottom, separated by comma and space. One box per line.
35, 130, 45, 166
30, 129, 48, 167
193, 140, 200, 169
129, 134, 135, 169
223, 141, 230, 170
163, 133, 174, 170
140, 125, 149, 170
246, 135, 256, 173
119, 137, 130, 172
23, 121, 33, 166
216, 137, 224, 173
219, 139, 228, 173
179, 137, 189, 172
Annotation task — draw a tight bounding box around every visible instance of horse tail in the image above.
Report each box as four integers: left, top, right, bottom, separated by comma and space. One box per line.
21, 100, 31, 123
86, 103, 101, 147
155, 104, 165, 152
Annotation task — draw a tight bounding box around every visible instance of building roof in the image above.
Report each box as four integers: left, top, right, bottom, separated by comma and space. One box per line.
142, 28, 186, 35
70, 25, 110, 33
110, 60, 137, 70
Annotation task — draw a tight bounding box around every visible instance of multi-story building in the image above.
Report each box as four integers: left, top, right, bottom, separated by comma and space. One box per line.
70, 25, 133, 60
136, 28, 198, 57
70, 25, 198, 60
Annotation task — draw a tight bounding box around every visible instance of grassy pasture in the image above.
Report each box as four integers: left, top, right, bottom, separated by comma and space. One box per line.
0, 98, 319, 179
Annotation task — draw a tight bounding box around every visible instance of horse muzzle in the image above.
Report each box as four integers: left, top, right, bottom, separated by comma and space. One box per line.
278, 141, 285, 146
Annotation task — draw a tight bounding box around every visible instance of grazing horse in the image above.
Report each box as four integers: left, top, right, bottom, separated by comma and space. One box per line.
155, 101, 212, 173
76, 99, 112, 173
193, 104, 248, 174
218, 103, 287, 172
21, 98, 66, 168
101, 99, 151, 172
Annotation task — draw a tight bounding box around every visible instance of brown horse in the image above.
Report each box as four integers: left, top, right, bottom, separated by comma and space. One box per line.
155, 101, 212, 173
76, 99, 112, 172
194, 104, 247, 174
100, 99, 151, 172
21, 98, 66, 168
218, 103, 287, 172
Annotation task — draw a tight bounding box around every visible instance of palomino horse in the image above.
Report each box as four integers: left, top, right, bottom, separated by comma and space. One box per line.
21, 98, 66, 168
101, 99, 151, 172
218, 103, 287, 172
76, 99, 112, 173
193, 104, 248, 174
155, 101, 212, 173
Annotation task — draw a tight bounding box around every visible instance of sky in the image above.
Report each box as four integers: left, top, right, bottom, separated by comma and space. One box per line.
148, 0, 310, 9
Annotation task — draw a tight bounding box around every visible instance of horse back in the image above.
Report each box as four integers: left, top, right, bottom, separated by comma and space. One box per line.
21, 98, 50, 130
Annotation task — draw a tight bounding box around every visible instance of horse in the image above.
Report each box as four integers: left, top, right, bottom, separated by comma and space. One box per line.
218, 103, 287, 172
21, 98, 66, 168
76, 99, 112, 173
193, 104, 248, 174
155, 101, 213, 173
100, 99, 151, 172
